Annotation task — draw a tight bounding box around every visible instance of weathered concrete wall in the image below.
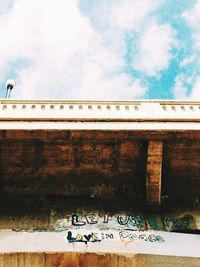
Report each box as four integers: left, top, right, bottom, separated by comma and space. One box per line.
0, 130, 200, 209
0, 133, 147, 200
163, 139, 200, 204
0, 194, 199, 232
0, 101, 199, 265
0, 253, 199, 267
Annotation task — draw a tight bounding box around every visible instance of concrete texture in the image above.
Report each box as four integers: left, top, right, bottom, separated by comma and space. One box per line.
0, 253, 199, 267
146, 141, 163, 206
0, 230, 199, 256
0, 129, 199, 210
0, 133, 146, 200
0, 100, 199, 265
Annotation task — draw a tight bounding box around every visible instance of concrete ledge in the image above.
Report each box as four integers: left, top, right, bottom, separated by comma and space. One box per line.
1, 121, 200, 130
1, 100, 200, 122
0, 230, 199, 257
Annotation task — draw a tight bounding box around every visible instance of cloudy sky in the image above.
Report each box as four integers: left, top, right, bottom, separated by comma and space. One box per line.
0, 0, 199, 99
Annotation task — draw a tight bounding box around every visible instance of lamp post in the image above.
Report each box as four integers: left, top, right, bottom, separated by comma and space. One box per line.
5, 79, 16, 99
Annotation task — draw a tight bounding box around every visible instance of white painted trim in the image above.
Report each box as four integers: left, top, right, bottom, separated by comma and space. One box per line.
0, 230, 199, 257
0, 121, 200, 130
0, 100, 200, 122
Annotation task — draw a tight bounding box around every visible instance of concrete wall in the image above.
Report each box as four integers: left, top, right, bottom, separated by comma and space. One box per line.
0, 253, 199, 267
0, 100, 199, 265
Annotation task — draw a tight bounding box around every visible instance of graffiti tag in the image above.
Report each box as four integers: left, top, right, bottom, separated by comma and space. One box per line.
66, 231, 114, 244
119, 229, 165, 243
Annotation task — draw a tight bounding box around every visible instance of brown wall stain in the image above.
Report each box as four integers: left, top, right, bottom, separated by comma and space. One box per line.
0, 130, 200, 209
0, 253, 199, 267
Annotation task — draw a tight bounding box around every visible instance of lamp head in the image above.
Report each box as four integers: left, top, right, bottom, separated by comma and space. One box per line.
6, 79, 16, 90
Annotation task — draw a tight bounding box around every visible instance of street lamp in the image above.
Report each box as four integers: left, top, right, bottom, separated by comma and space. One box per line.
5, 79, 16, 99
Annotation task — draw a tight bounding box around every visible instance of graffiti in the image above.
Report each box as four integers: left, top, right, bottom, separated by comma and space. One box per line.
71, 215, 86, 226
101, 233, 114, 240
71, 214, 105, 227
85, 214, 98, 225
117, 215, 129, 225
119, 229, 165, 243
67, 231, 100, 244
103, 214, 112, 224
57, 212, 197, 247
65, 228, 164, 246
55, 214, 146, 231
164, 215, 195, 231
66, 231, 114, 244
117, 215, 144, 228
55, 213, 197, 233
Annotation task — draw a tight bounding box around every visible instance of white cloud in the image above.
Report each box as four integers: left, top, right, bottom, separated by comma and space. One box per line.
183, 1, 200, 28
110, 0, 160, 32
105, 0, 175, 79
182, 1, 200, 99
180, 55, 196, 67
173, 74, 188, 99
183, 1, 200, 51
189, 77, 200, 100
0, 0, 13, 14
0, 0, 146, 99
132, 22, 175, 76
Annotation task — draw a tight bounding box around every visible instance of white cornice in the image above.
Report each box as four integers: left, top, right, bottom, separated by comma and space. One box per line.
0, 100, 200, 120
0, 100, 200, 130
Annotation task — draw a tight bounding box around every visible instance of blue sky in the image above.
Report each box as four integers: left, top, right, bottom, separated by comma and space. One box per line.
0, 0, 200, 99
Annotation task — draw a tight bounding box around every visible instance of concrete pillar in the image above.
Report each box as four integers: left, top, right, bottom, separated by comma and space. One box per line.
146, 140, 163, 209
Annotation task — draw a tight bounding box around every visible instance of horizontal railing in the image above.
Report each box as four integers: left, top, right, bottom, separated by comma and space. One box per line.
0, 99, 200, 120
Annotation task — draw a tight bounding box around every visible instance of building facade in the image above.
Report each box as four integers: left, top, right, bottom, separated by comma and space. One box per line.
0, 100, 199, 266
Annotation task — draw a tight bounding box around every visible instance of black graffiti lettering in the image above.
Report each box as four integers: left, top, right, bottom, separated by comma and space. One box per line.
84, 234, 92, 241
67, 231, 101, 244
67, 231, 76, 243
148, 234, 157, 242
85, 214, 98, 224
119, 230, 129, 240
105, 233, 114, 239
71, 215, 86, 226
156, 235, 165, 243
124, 228, 138, 232
139, 234, 148, 241
129, 216, 143, 227
128, 233, 138, 241
138, 229, 145, 232
119, 230, 165, 243
103, 214, 112, 223
117, 215, 130, 225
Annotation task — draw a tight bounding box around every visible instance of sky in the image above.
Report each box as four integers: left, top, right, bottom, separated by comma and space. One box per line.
0, 0, 199, 100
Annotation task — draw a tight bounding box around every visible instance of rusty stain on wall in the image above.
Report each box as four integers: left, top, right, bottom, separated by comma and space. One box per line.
0, 252, 199, 267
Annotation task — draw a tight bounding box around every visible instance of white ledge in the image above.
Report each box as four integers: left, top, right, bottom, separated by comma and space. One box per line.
0, 230, 199, 257
0, 100, 200, 121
